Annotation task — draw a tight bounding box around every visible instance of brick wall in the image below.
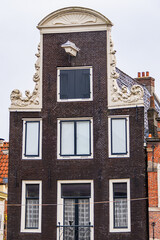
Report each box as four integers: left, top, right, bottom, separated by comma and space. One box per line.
8, 31, 148, 240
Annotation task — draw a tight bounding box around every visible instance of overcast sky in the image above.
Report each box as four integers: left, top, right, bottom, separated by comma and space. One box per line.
1, 0, 160, 141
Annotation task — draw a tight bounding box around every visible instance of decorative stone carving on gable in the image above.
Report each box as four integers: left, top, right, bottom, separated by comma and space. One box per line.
51, 13, 98, 26
37, 7, 113, 32
108, 32, 144, 108
10, 44, 41, 110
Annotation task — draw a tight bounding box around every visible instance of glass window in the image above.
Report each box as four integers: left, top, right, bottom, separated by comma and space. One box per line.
62, 183, 91, 240
22, 119, 42, 159
25, 122, 40, 156
59, 69, 90, 100
21, 181, 42, 233
113, 183, 127, 228
111, 118, 127, 155
26, 184, 39, 229
109, 179, 130, 232
60, 120, 91, 156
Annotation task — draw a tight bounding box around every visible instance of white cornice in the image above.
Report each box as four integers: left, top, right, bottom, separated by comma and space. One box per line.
37, 7, 113, 34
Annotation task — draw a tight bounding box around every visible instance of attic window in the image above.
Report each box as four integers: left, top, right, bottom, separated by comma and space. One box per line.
57, 67, 93, 102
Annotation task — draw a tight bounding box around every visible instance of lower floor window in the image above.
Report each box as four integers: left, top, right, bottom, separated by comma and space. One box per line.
21, 181, 42, 233
109, 179, 131, 232
57, 181, 94, 240
26, 184, 39, 229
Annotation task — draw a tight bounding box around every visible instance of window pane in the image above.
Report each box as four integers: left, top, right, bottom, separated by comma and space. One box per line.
64, 199, 75, 240
26, 184, 39, 198
77, 121, 90, 155
60, 70, 75, 99
111, 119, 127, 154
75, 69, 90, 99
60, 69, 91, 100
26, 199, 39, 229
25, 122, 39, 156
61, 122, 74, 155
79, 199, 90, 240
113, 183, 128, 228
61, 184, 91, 198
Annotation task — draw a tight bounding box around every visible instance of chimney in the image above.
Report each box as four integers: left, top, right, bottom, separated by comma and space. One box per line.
0, 138, 4, 147
147, 96, 158, 137
135, 71, 155, 95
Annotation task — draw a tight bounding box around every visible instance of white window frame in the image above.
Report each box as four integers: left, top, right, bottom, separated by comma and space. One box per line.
20, 180, 42, 233
57, 180, 94, 240
109, 179, 131, 233
22, 118, 42, 160
57, 66, 93, 102
57, 117, 93, 159
108, 116, 130, 158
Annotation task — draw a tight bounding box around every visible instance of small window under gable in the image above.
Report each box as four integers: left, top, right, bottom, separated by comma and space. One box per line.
57, 67, 93, 102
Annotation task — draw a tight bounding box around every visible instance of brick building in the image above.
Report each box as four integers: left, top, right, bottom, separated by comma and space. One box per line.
8, 7, 154, 240
146, 91, 160, 239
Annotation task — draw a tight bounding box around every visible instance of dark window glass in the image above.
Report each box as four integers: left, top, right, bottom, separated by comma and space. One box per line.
61, 183, 91, 198
113, 183, 128, 228
25, 184, 39, 229
60, 69, 90, 99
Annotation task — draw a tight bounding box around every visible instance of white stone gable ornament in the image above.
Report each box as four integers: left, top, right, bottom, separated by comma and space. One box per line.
10, 44, 41, 108
61, 41, 80, 57
109, 35, 144, 106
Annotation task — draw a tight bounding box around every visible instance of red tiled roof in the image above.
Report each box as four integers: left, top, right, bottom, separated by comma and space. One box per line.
0, 142, 9, 183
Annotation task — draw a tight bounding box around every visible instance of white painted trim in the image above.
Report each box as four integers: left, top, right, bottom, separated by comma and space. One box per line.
22, 119, 42, 160
57, 66, 93, 102
9, 108, 42, 112
40, 25, 108, 34
157, 164, 160, 207
108, 104, 144, 109
57, 117, 93, 159
20, 180, 42, 233
149, 207, 160, 212
108, 116, 130, 158
109, 179, 131, 233
57, 180, 94, 240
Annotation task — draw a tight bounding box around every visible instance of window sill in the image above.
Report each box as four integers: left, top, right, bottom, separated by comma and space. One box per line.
57, 155, 93, 160
109, 154, 130, 158
57, 98, 93, 102
20, 229, 41, 233
110, 228, 131, 233
22, 157, 42, 160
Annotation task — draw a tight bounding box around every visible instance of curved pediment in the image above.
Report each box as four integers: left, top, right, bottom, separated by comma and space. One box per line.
38, 7, 113, 31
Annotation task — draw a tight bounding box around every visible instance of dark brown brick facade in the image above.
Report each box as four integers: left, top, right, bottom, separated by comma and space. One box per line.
8, 31, 148, 239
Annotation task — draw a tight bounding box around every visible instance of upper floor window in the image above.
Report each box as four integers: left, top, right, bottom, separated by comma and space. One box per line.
57, 118, 93, 159
108, 116, 129, 158
22, 119, 42, 159
57, 67, 93, 102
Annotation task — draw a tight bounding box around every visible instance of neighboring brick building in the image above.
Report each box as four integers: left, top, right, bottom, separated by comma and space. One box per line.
8, 7, 157, 240
146, 93, 160, 240
0, 139, 8, 240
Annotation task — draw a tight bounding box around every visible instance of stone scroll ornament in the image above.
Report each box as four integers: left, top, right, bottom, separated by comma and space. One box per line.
10, 44, 41, 107
109, 36, 144, 103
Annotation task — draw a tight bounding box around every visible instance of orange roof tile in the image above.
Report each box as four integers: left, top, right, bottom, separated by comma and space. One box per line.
0, 141, 9, 184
